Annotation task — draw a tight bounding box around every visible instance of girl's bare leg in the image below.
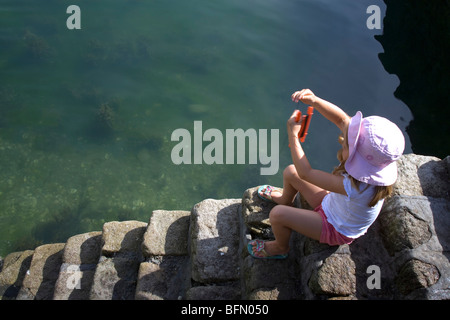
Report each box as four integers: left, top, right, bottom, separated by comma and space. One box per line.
261, 205, 323, 255
271, 164, 329, 208
252, 165, 328, 256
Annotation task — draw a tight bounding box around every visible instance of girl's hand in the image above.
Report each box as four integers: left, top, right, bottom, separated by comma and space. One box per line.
287, 110, 302, 138
291, 89, 317, 105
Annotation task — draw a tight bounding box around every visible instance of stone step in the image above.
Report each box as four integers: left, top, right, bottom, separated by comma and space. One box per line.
135, 210, 191, 300
53, 231, 102, 300
190, 198, 241, 284
89, 220, 147, 300
0, 250, 34, 299
240, 187, 303, 299
0, 196, 292, 300
187, 198, 242, 299
16, 243, 65, 300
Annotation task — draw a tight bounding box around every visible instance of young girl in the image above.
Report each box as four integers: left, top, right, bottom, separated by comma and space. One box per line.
248, 89, 405, 259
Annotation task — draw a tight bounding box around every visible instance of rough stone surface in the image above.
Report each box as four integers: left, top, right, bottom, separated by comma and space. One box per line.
16, 243, 64, 300
308, 254, 356, 296
396, 259, 440, 295
89, 255, 140, 300
190, 198, 241, 283
135, 256, 190, 300
186, 285, 241, 300
90, 221, 146, 300
142, 210, 190, 256
136, 210, 191, 300
53, 231, 102, 300
53, 263, 97, 300
379, 196, 433, 255
242, 254, 301, 300
394, 154, 450, 199
101, 220, 147, 257
241, 187, 276, 239
0, 250, 34, 299
61, 231, 102, 265
247, 287, 283, 300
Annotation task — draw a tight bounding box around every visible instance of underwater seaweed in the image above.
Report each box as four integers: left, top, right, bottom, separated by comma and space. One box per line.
86, 101, 118, 142
83, 39, 109, 67
66, 84, 104, 105
96, 102, 115, 130
22, 30, 52, 61
31, 197, 90, 245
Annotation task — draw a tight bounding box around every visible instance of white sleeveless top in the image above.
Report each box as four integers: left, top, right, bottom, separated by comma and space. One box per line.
321, 174, 384, 238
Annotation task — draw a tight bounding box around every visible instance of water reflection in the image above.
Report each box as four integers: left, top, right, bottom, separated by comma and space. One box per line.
375, 0, 450, 159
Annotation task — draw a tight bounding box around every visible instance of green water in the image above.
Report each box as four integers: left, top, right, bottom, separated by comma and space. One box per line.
0, 0, 412, 256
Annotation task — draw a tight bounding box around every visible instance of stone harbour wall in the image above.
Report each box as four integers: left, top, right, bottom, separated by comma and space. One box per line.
0, 153, 448, 300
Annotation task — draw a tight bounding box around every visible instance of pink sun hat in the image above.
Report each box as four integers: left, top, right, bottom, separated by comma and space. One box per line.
345, 111, 405, 186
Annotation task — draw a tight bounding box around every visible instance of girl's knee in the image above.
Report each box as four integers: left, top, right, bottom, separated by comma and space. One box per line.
269, 205, 288, 223
283, 164, 298, 180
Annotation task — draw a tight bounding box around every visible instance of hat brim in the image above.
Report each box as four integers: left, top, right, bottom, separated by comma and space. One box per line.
345, 146, 398, 186
346, 111, 363, 165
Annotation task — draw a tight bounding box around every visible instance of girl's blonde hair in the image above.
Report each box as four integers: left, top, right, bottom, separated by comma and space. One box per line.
333, 129, 393, 207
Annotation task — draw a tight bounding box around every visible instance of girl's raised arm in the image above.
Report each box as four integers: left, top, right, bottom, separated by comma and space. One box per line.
292, 89, 350, 132
287, 110, 347, 195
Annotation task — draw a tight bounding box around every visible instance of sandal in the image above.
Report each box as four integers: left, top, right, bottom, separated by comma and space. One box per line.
247, 239, 288, 260
257, 185, 282, 203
